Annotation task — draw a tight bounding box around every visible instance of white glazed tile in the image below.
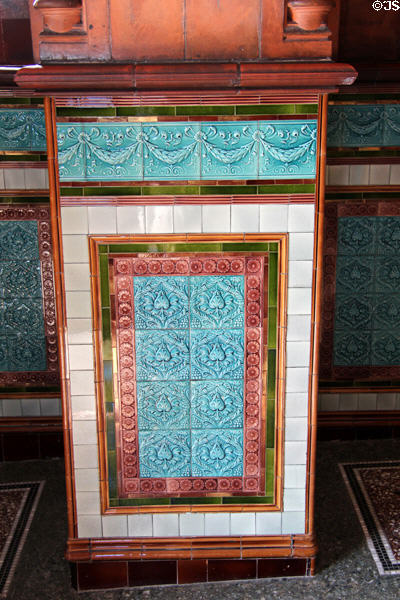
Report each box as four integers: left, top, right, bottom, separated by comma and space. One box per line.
44, 170, 49, 188
0, 401, 3, 417
76, 491, 101, 515
65, 291, 92, 319
319, 393, 339, 411
153, 514, 179, 537
377, 392, 397, 410
287, 288, 312, 315
255, 512, 282, 535
369, 164, 390, 185
284, 488, 306, 512
70, 371, 95, 397
61, 206, 88, 234
284, 465, 307, 489
285, 441, 307, 465
349, 164, 370, 185
357, 393, 377, 410
230, 513, 256, 535
4, 168, 25, 189
285, 393, 308, 417
179, 513, 205, 536
390, 164, 400, 184
173, 205, 202, 233
204, 513, 230, 536
64, 263, 91, 291
287, 315, 312, 342
327, 165, 349, 186
88, 206, 117, 234
289, 233, 314, 261
259, 204, 288, 232
74, 444, 98, 469
286, 342, 310, 367
39, 397, 61, 417
21, 398, 41, 416
286, 368, 309, 393
128, 514, 153, 537
73, 420, 97, 446
285, 418, 308, 441
102, 515, 128, 537
77, 515, 102, 538
68, 344, 94, 371
25, 168, 47, 189
288, 261, 313, 288
338, 393, 358, 411
281, 512, 305, 534
0, 170, 4, 189
71, 396, 97, 420
145, 205, 173, 233
75, 469, 100, 492
202, 205, 230, 233
116, 205, 145, 234
67, 319, 93, 345
231, 204, 259, 233
288, 204, 315, 233
63, 235, 89, 263
2, 399, 22, 417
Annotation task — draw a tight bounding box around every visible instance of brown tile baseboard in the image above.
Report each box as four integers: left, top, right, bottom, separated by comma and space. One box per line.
317, 411, 400, 441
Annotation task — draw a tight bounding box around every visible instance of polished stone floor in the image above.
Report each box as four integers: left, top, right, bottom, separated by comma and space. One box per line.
0, 439, 399, 600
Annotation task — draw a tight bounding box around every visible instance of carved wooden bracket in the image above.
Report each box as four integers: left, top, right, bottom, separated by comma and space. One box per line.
33, 0, 82, 34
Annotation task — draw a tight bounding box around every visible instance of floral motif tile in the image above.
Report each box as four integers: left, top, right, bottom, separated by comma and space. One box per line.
0, 109, 47, 151
138, 431, 191, 478
190, 276, 244, 329
0, 261, 42, 299
190, 380, 243, 429
143, 123, 200, 181
135, 330, 190, 381
190, 329, 244, 380
137, 381, 190, 430
133, 276, 189, 330
0, 222, 40, 262
191, 429, 243, 477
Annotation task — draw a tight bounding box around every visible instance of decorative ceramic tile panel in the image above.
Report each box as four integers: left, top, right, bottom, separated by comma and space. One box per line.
57, 120, 317, 181
0, 110, 47, 151
0, 206, 58, 387
327, 105, 400, 147
113, 254, 265, 497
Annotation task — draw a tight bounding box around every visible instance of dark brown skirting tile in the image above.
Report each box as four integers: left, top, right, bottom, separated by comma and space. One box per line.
128, 560, 177, 586
258, 558, 308, 578
208, 559, 256, 582
177, 559, 207, 584
77, 561, 128, 591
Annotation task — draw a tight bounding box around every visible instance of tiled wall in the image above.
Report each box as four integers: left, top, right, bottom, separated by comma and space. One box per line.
0, 397, 62, 417
326, 164, 400, 186
0, 168, 49, 190
318, 392, 400, 411
61, 201, 315, 538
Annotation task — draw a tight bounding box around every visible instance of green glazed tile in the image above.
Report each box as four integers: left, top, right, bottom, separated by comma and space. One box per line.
267, 350, 276, 399
103, 359, 113, 402
222, 495, 273, 504
0, 155, 42, 162
98, 244, 108, 254
171, 497, 222, 505
268, 306, 277, 349
295, 104, 318, 114
106, 414, 116, 451
236, 105, 295, 115
265, 448, 275, 497
105, 401, 114, 416
128, 498, 171, 506
116, 107, 176, 116
221, 243, 269, 252
102, 310, 112, 363
200, 186, 257, 195
99, 254, 110, 308
266, 398, 275, 448
268, 252, 278, 308
176, 106, 234, 115
57, 108, 116, 116
142, 186, 200, 195
0, 98, 32, 104
60, 188, 83, 196
269, 243, 278, 252
83, 186, 143, 196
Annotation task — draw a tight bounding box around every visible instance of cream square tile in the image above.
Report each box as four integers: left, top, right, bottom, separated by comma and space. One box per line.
230, 512, 256, 535
61, 206, 88, 234
284, 488, 306, 512
102, 515, 128, 537
71, 396, 97, 420
4, 168, 25, 189
288, 261, 313, 288
287, 315, 312, 342
349, 164, 369, 185
179, 513, 205, 536
231, 204, 259, 233
2, 399, 22, 417
390, 164, 400, 184
88, 206, 117, 234
70, 371, 95, 397
64, 263, 91, 291
369, 164, 390, 185
116, 205, 145, 234
289, 233, 314, 261
153, 514, 179, 537
319, 393, 339, 411
21, 398, 41, 416
286, 341, 310, 367
77, 515, 102, 538
287, 288, 312, 315
286, 368, 309, 393
285, 393, 308, 417
25, 168, 47, 189
327, 165, 349, 186
358, 393, 377, 410
74, 444, 98, 469
377, 392, 396, 410
255, 512, 281, 535
67, 319, 93, 345
202, 205, 230, 233
396, 394, 400, 410
63, 235, 89, 263
69, 344, 94, 371
288, 204, 315, 233
284, 465, 307, 489
174, 205, 202, 233
0, 170, 4, 189
76, 491, 101, 515
338, 393, 358, 411
259, 204, 288, 232
74, 469, 100, 492
145, 205, 173, 233
0, 401, 3, 417
128, 514, 153, 537
73, 420, 97, 446
285, 418, 308, 441
65, 291, 92, 318
281, 511, 305, 534
204, 513, 230, 536
285, 441, 307, 465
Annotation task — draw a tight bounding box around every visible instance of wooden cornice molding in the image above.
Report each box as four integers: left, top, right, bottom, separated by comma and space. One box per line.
14, 62, 357, 94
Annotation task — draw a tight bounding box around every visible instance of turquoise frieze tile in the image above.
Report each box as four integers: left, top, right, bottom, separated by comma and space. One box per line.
371, 332, 400, 365
0, 109, 46, 151
3, 298, 45, 336
7, 336, 47, 371
138, 430, 191, 478
335, 256, 374, 293
0, 222, 39, 262
384, 105, 400, 146
373, 294, 400, 330
190, 329, 244, 380
191, 380, 243, 429
337, 217, 375, 256
376, 217, 400, 255
200, 121, 258, 180
333, 331, 371, 366
86, 123, 142, 181
136, 381, 190, 430
375, 257, 400, 291
142, 123, 200, 180
191, 429, 243, 477
133, 276, 189, 330
335, 295, 373, 330
135, 330, 190, 381
57, 124, 87, 180
0, 261, 42, 299
258, 121, 317, 179
0, 336, 7, 370
189, 275, 244, 330
327, 105, 384, 147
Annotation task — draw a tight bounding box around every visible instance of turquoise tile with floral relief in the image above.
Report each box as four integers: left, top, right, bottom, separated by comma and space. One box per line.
3, 298, 45, 337
327, 105, 384, 147
137, 381, 190, 431
7, 336, 47, 371
138, 430, 191, 478
135, 330, 190, 381
133, 276, 189, 330
0, 221, 39, 262
0, 109, 46, 151
189, 275, 244, 330
190, 329, 244, 380
334, 331, 371, 366
375, 257, 400, 292
0, 261, 42, 299
200, 121, 258, 180
143, 122, 200, 181
191, 429, 243, 477
337, 217, 376, 256
383, 105, 400, 146
57, 123, 87, 180
376, 217, 400, 256
190, 380, 243, 429
335, 256, 375, 294
258, 120, 317, 179
373, 294, 400, 330
371, 331, 400, 365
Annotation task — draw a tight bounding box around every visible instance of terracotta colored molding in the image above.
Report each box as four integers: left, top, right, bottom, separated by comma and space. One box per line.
14, 62, 357, 93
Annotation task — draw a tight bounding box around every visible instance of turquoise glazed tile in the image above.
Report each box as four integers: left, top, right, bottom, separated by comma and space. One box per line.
0, 261, 42, 299
57, 124, 87, 180
335, 295, 373, 330
258, 120, 317, 179
137, 381, 190, 430
200, 121, 258, 180
3, 298, 45, 336
190, 329, 244, 380
327, 105, 384, 147
138, 430, 191, 477
191, 380, 243, 429
0, 222, 39, 261
135, 330, 190, 381
375, 257, 400, 291
0, 336, 8, 370
373, 294, 400, 330
334, 331, 371, 366
191, 429, 243, 477
337, 217, 375, 256
7, 336, 47, 371
335, 256, 374, 293
133, 276, 189, 330
384, 105, 400, 146
0, 109, 46, 151
189, 275, 244, 329
376, 217, 400, 255
86, 123, 142, 181
143, 122, 200, 180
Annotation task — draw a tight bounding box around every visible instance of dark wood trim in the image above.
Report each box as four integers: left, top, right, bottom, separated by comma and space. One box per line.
318, 410, 400, 428
0, 416, 62, 432
326, 185, 400, 194
327, 157, 400, 166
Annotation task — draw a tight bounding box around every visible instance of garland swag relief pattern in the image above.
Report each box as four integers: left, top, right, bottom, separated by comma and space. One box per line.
0, 110, 47, 151
57, 120, 317, 181
327, 105, 400, 147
